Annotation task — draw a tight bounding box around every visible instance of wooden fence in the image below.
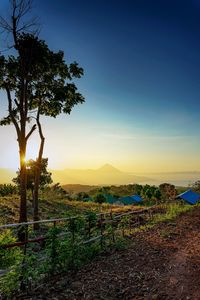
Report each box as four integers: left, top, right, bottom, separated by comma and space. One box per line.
0, 206, 155, 249
0, 206, 160, 296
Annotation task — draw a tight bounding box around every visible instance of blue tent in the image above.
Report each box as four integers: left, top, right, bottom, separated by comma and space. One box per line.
130, 195, 143, 203
119, 195, 143, 205
176, 189, 200, 205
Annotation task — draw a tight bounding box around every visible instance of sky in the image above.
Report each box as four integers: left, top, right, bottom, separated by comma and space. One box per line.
0, 0, 200, 173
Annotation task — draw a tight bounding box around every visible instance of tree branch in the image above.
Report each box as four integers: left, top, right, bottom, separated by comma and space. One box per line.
25, 123, 36, 141
0, 0, 39, 50
14, 98, 20, 108
36, 105, 44, 140
5, 85, 21, 138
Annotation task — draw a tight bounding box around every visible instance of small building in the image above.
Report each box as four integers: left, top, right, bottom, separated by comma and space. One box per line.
176, 189, 200, 205
119, 194, 143, 205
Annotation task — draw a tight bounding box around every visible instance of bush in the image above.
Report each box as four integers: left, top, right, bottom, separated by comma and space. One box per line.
0, 230, 23, 297
94, 193, 106, 204
0, 184, 18, 197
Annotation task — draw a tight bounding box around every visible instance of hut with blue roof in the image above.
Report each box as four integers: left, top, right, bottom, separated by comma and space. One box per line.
176, 189, 200, 205
119, 195, 143, 205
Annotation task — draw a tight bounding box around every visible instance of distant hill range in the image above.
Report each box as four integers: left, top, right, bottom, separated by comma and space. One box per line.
0, 164, 199, 186
0, 168, 16, 184
51, 164, 152, 185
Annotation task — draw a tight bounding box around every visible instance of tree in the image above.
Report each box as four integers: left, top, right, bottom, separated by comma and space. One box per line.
94, 193, 107, 204
76, 192, 90, 201
191, 180, 200, 193
134, 184, 143, 195
0, 2, 38, 222
145, 188, 153, 200
13, 158, 52, 200
0, 1, 84, 224
29, 36, 84, 225
154, 188, 162, 203
159, 183, 177, 202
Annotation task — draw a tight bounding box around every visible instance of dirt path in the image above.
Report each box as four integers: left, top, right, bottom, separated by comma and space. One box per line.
19, 207, 200, 300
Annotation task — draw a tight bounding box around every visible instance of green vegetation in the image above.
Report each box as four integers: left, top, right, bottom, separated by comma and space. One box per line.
0, 184, 18, 197
0, 194, 139, 225
73, 183, 178, 205
133, 203, 195, 234
0, 201, 197, 298
0, 180, 198, 226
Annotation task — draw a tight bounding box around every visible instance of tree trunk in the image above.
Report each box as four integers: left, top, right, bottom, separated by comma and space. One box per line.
33, 139, 44, 229
33, 112, 45, 230
19, 140, 27, 223
31, 187, 34, 208
18, 138, 27, 241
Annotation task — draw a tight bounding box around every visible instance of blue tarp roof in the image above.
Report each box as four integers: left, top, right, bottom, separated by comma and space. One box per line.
176, 189, 200, 205
119, 195, 143, 205
130, 195, 143, 202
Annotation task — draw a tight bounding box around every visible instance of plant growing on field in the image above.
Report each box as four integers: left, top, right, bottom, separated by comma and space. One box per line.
0, 230, 23, 297
0, 184, 18, 197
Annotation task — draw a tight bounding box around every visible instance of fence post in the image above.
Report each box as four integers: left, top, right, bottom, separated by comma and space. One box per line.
88, 218, 91, 239
129, 216, 132, 235
50, 221, 57, 274
20, 224, 29, 291
110, 211, 115, 243
121, 217, 125, 238
69, 218, 75, 269
100, 213, 104, 250
17, 224, 26, 242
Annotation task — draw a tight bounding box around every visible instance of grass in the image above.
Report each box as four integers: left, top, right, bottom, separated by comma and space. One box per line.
131, 202, 196, 234
0, 195, 142, 225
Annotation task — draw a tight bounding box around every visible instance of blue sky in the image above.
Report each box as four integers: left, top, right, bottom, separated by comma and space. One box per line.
0, 0, 200, 172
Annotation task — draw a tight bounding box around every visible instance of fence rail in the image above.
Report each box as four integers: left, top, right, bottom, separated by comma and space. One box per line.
0, 206, 155, 250
0, 215, 78, 229
0, 206, 154, 230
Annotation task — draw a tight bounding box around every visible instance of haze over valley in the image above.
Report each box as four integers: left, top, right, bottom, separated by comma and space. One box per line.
0, 164, 199, 187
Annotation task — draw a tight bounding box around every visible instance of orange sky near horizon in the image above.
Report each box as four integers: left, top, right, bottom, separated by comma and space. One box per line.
0, 111, 200, 173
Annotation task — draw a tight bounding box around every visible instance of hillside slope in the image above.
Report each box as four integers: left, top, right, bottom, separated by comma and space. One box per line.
25, 206, 200, 300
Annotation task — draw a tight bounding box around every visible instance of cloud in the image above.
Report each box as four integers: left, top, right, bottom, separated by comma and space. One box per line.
102, 133, 197, 141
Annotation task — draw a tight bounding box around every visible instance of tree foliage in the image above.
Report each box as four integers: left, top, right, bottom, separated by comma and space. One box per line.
159, 183, 177, 201
13, 158, 52, 193
94, 193, 107, 204
191, 180, 200, 193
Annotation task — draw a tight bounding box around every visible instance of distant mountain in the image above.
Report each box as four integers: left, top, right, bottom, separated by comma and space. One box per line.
51, 164, 152, 185
0, 165, 199, 186
0, 169, 16, 184
97, 164, 122, 173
